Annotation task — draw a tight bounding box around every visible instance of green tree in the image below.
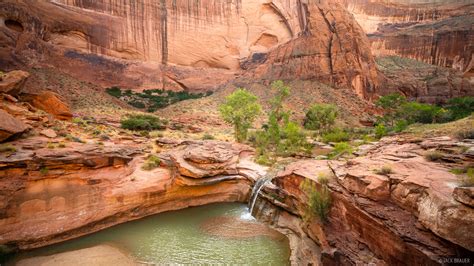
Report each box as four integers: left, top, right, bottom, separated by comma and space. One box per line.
445, 97, 474, 120
375, 93, 407, 127
219, 89, 262, 142
304, 104, 338, 132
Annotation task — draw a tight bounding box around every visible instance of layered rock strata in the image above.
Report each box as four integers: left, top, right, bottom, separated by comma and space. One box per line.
254, 136, 474, 264
0, 0, 378, 98
0, 136, 263, 250
342, 0, 474, 76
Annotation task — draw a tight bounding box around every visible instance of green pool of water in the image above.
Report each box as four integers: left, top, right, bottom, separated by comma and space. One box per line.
7, 203, 290, 265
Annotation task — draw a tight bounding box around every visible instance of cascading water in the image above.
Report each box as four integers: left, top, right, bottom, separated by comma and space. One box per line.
241, 178, 270, 220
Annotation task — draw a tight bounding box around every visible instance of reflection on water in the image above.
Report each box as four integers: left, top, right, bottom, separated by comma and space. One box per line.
9, 203, 290, 265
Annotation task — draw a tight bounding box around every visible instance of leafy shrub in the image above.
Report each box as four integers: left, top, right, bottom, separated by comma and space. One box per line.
278, 121, 309, 156
304, 104, 338, 132
322, 129, 350, 143
141, 155, 161, 171
424, 150, 443, 162
106, 86, 122, 97
121, 114, 165, 131
376, 93, 407, 127
329, 142, 353, 159
399, 102, 447, 124
375, 165, 393, 175
300, 179, 332, 222
445, 97, 474, 120
106, 87, 213, 112
219, 88, 262, 142
394, 119, 409, 133
128, 100, 146, 109
375, 124, 387, 139
202, 133, 215, 140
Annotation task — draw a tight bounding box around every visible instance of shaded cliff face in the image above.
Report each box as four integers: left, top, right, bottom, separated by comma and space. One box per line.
0, 0, 378, 98
342, 0, 474, 77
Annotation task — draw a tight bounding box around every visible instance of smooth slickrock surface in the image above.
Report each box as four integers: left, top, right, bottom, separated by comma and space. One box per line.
15, 245, 137, 266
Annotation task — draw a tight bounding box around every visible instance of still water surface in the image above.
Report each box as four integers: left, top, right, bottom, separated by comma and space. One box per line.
9, 203, 290, 265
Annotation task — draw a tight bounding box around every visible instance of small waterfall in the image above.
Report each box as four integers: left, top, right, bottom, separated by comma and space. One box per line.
248, 178, 270, 216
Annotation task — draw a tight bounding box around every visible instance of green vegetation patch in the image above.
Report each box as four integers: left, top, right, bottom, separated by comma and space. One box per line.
120, 114, 166, 131
107, 87, 213, 112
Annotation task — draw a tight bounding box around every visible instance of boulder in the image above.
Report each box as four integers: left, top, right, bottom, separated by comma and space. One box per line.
22, 91, 73, 120
40, 129, 57, 138
0, 70, 29, 96
0, 109, 28, 142
453, 187, 474, 207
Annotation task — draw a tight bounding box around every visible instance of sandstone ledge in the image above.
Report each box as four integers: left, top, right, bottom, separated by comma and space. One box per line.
0, 140, 262, 251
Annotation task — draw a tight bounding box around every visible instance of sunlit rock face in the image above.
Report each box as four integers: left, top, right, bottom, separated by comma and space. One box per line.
0, 0, 379, 98
341, 0, 474, 76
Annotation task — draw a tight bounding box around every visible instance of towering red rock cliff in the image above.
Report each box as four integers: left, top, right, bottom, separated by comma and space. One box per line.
342, 0, 474, 78
0, 0, 379, 98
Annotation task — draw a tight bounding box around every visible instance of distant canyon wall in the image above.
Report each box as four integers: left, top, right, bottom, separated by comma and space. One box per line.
0, 0, 378, 98
342, 0, 474, 76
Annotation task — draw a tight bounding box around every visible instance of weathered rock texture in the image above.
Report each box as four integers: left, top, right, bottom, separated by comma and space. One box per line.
0, 137, 263, 250
341, 0, 474, 78
254, 136, 473, 265
0, 70, 29, 96
20, 91, 73, 120
376, 56, 474, 103
0, 0, 378, 98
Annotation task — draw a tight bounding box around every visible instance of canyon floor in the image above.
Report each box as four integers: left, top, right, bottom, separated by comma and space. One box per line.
1, 68, 473, 265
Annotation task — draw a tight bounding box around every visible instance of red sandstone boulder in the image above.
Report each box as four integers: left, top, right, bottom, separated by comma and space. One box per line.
0, 109, 28, 142
0, 70, 29, 96
22, 91, 73, 120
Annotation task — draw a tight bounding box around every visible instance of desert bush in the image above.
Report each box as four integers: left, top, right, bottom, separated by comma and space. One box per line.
304, 104, 338, 132
121, 114, 165, 131
219, 88, 261, 142
202, 133, 215, 140
376, 93, 407, 127
106, 86, 122, 97
149, 131, 164, 138
141, 155, 161, 171
375, 124, 387, 139
329, 142, 353, 159
455, 128, 474, 140
322, 129, 350, 143
424, 150, 444, 162
394, 119, 409, 133
445, 97, 474, 120
375, 165, 394, 175
300, 179, 332, 222
399, 102, 447, 124
278, 121, 309, 155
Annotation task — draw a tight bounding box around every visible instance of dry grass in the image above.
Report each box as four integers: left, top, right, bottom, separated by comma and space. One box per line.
403, 116, 474, 139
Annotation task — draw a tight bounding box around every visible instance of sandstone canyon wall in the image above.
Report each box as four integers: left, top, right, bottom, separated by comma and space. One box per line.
0, 0, 379, 98
342, 0, 474, 77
